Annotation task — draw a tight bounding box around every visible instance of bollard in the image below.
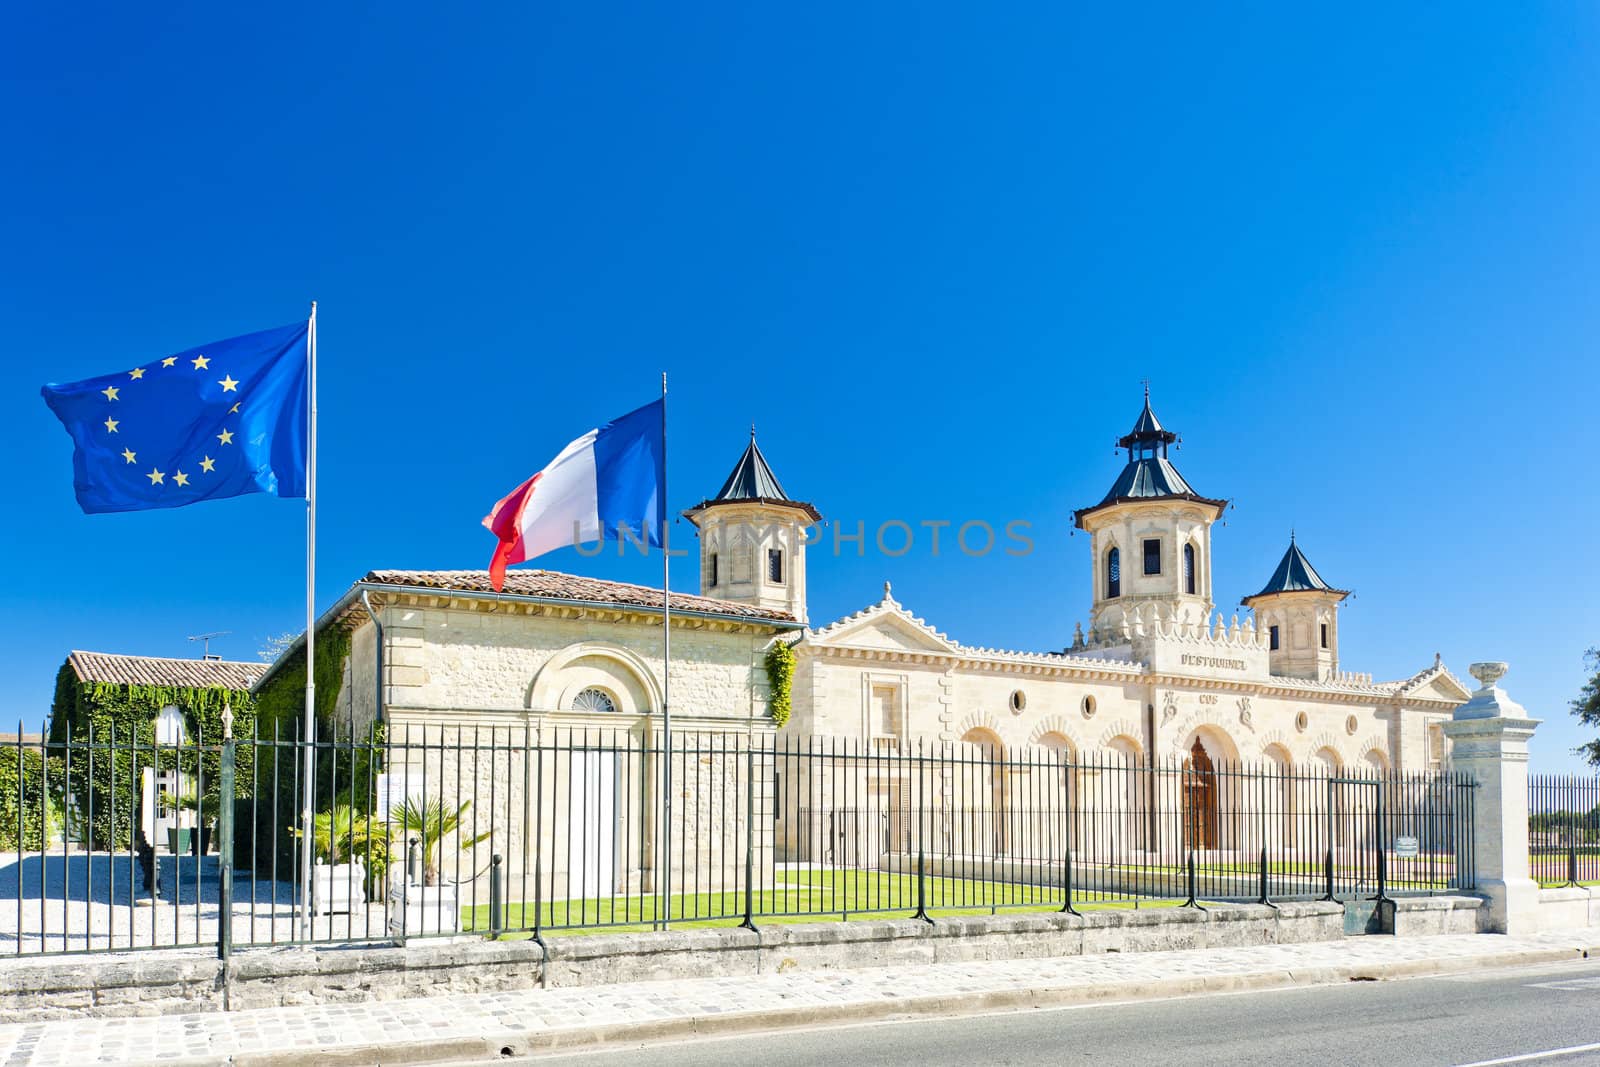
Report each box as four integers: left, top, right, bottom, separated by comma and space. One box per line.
489, 855, 504, 940
1257, 846, 1277, 910
1059, 844, 1081, 917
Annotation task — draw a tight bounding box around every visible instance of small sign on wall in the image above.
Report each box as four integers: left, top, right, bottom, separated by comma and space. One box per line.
1393, 836, 1420, 858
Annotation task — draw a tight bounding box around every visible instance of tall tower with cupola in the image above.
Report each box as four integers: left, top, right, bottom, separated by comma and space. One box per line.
684, 431, 820, 623
1240, 535, 1349, 681
1073, 389, 1229, 643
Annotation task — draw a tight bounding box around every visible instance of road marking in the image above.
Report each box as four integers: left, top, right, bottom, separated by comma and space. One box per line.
1526, 976, 1600, 991
1454, 1042, 1600, 1067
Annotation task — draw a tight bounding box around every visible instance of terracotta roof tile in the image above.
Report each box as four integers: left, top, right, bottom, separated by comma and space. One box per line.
363, 569, 799, 624
66, 651, 266, 692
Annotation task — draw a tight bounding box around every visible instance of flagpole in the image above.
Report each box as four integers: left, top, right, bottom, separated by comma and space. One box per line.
659, 371, 672, 928
299, 301, 318, 939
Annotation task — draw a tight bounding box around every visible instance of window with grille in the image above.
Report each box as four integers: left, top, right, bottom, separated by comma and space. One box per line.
1183, 543, 1196, 594
1107, 547, 1121, 598
768, 548, 783, 583
571, 687, 617, 713
1143, 538, 1161, 575
1269, 625, 1280, 651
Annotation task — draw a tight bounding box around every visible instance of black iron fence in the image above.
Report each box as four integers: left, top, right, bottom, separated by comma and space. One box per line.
0, 726, 1476, 957
1528, 774, 1600, 886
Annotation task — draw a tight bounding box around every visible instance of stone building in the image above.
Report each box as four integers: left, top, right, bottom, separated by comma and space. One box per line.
264, 393, 1469, 897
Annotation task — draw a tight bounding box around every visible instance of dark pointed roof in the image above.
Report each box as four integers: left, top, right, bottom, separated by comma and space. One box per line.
714, 434, 790, 502
1242, 536, 1350, 605
684, 432, 821, 523
1075, 391, 1226, 527
1118, 391, 1177, 448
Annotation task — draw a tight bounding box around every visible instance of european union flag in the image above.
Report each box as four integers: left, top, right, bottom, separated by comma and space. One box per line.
42, 320, 310, 514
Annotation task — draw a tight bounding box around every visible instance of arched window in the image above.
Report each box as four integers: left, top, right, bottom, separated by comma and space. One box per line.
1106, 546, 1121, 598
1183, 543, 1196, 595
571, 687, 617, 713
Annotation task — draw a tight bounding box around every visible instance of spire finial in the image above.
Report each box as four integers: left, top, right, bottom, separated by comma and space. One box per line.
882, 580, 893, 601
1290, 527, 1296, 544
1142, 379, 1150, 403
750, 423, 756, 441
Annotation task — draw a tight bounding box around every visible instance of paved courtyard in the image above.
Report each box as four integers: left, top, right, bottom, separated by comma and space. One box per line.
0, 931, 1596, 1067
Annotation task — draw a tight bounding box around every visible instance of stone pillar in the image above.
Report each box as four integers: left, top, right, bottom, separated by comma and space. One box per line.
1441, 662, 1541, 934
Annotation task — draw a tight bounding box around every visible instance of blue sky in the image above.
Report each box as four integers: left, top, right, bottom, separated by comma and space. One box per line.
3, 4, 1596, 770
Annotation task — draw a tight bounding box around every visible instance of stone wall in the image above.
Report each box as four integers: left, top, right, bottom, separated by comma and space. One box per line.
1535, 886, 1600, 931
0, 901, 1348, 1022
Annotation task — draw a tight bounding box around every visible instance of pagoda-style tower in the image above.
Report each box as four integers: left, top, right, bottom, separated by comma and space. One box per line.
1073, 389, 1228, 641
684, 431, 820, 623
1241, 535, 1350, 681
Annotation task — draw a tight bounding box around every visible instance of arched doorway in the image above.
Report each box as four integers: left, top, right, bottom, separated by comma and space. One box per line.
960, 727, 1007, 856
1036, 732, 1077, 856
1263, 743, 1295, 851
1183, 738, 1219, 850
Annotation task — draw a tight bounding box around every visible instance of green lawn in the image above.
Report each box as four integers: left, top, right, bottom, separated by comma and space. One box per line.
460, 868, 1189, 937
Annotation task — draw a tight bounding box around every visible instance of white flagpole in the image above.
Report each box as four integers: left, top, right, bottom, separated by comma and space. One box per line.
299, 301, 318, 939
660, 371, 672, 927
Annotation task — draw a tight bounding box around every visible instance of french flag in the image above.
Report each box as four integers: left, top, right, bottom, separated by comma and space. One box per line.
482, 399, 665, 591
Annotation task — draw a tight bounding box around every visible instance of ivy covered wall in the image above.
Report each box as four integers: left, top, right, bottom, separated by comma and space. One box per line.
48, 662, 257, 850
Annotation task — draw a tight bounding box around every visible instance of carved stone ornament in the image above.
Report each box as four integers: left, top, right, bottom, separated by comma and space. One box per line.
1161, 694, 1178, 725
1469, 661, 1508, 691
1237, 695, 1254, 732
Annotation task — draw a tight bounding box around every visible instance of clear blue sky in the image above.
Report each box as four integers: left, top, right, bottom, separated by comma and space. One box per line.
3, 5, 1596, 770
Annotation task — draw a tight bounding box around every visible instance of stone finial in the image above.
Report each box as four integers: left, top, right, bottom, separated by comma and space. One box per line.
1454, 660, 1529, 721
882, 580, 893, 602
221, 703, 234, 741
1470, 661, 1508, 691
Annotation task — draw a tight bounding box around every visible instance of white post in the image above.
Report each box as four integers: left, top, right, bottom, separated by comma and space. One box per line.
298, 302, 318, 939
1441, 662, 1541, 934
659, 372, 672, 926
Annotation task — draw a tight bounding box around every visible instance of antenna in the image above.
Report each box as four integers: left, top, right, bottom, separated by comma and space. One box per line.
187, 631, 232, 659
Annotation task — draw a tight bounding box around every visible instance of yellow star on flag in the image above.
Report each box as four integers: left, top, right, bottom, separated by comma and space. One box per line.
129, 367, 145, 380
173, 471, 190, 487
217, 429, 234, 445
101, 385, 119, 401
147, 468, 165, 485
161, 356, 178, 368
229, 402, 240, 414
192, 354, 210, 370
218, 374, 239, 393
103, 416, 119, 433
121, 448, 137, 464
199, 455, 216, 473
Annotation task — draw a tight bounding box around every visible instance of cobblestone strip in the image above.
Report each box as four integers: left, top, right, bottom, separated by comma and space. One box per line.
0, 932, 1594, 1067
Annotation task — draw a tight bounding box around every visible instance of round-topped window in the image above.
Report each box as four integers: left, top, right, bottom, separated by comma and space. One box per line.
572, 687, 617, 714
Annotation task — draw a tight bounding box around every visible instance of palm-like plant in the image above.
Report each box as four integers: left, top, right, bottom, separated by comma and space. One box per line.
296, 804, 386, 867
389, 798, 490, 886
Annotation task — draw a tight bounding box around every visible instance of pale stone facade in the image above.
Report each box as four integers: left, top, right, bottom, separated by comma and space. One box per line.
277, 395, 1470, 898
787, 394, 1471, 778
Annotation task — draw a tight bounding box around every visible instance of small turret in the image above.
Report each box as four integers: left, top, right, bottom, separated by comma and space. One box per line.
1073, 388, 1228, 639
1241, 533, 1350, 681
684, 430, 819, 623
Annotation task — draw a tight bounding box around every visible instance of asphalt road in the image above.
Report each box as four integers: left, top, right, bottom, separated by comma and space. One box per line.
510, 957, 1600, 1067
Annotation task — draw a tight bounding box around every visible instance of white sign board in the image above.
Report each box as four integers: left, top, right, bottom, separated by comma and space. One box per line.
1393, 836, 1420, 858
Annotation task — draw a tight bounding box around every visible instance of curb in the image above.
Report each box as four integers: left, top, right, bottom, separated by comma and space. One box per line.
165, 943, 1597, 1067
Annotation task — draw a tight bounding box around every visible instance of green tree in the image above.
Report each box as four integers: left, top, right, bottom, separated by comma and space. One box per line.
1575, 648, 1600, 766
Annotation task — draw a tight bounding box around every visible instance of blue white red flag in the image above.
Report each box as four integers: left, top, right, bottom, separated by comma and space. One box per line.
482, 399, 665, 590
